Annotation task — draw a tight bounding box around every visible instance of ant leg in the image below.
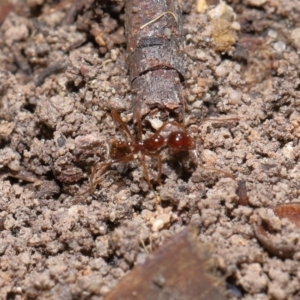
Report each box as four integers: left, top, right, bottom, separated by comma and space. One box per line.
78, 162, 113, 195
145, 151, 162, 185
151, 117, 238, 144
140, 152, 162, 205
81, 153, 135, 195
140, 153, 154, 191
90, 161, 109, 185
155, 120, 187, 136
134, 106, 143, 140
153, 116, 239, 139
89, 162, 112, 193
111, 110, 135, 142
200, 166, 236, 180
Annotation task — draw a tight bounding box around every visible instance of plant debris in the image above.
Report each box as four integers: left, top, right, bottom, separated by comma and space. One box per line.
104, 227, 226, 300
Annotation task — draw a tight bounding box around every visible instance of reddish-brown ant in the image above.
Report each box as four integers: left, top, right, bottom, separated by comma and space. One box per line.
84, 109, 238, 194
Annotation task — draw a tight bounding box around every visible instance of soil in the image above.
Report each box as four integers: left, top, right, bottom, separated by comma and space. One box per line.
1, 0, 300, 299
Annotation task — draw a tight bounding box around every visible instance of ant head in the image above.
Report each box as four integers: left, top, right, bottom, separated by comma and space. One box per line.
110, 140, 132, 159
167, 131, 196, 152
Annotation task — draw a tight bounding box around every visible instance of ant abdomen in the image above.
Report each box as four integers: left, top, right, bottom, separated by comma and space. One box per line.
167, 131, 196, 152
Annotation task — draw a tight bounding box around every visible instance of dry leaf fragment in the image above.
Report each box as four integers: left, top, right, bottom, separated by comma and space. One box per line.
255, 203, 300, 258
104, 227, 226, 300
254, 225, 299, 259
273, 203, 300, 228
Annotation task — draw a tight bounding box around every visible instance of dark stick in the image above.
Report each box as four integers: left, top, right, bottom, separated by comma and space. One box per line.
125, 0, 185, 119
35, 61, 68, 86
236, 180, 249, 206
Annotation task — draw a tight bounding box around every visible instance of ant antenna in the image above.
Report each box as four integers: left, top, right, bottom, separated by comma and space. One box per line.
191, 149, 236, 180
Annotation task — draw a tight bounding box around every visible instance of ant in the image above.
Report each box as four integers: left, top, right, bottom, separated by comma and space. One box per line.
84, 109, 238, 194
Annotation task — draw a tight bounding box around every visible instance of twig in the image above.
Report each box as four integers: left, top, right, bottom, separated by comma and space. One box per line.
140, 11, 178, 29
125, 0, 184, 119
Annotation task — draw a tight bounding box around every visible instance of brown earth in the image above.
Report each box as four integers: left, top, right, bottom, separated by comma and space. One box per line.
0, 0, 300, 299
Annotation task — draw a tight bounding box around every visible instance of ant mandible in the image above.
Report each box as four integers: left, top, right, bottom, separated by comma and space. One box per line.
85, 109, 238, 194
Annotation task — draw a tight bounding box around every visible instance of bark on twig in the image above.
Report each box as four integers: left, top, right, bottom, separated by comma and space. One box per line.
125, 0, 185, 119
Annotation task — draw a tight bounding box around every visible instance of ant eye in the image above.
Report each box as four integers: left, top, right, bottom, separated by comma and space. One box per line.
167, 131, 195, 151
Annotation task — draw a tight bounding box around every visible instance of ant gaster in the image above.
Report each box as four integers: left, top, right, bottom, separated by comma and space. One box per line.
86, 110, 238, 193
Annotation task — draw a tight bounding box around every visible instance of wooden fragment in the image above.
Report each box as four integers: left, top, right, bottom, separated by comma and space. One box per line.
255, 203, 300, 258
236, 180, 249, 206
273, 203, 300, 228
125, 0, 185, 118
254, 225, 299, 259
104, 227, 226, 300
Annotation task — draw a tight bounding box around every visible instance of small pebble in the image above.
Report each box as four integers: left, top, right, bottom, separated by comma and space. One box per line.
273, 41, 286, 53
247, 0, 266, 6
149, 118, 163, 130
215, 65, 229, 77
229, 89, 242, 104
152, 219, 164, 232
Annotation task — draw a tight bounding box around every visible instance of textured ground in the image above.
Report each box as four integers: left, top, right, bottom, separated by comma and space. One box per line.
0, 0, 300, 299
